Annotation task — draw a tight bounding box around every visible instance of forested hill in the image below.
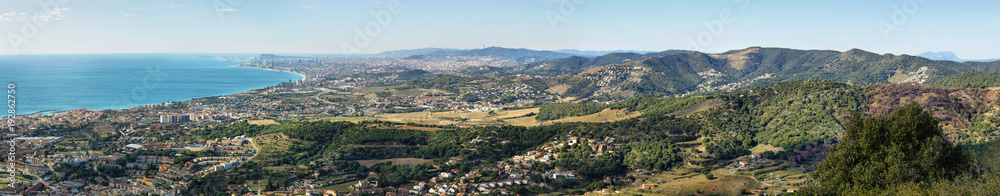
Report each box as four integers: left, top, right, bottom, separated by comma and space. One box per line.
456, 50, 692, 77
455, 47, 1000, 101
619, 47, 981, 86
507, 50, 693, 76
926, 70, 1000, 88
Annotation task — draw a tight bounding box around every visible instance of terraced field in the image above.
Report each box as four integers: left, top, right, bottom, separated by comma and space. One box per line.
355, 158, 433, 167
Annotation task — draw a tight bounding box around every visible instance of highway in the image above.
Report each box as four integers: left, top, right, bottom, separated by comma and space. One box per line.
311, 87, 356, 116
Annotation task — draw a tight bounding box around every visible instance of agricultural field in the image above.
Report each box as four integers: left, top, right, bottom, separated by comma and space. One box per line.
374, 107, 642, 127
376, 108, 538, 126
546, 84, 571, 95
888, 72, 910, 83
355, 158, 434, 167
395, 125, 443, 131
749, 144, 785, 155
617, 168, 761, 195
549, 108, 641, 124
248, 119, 279, 125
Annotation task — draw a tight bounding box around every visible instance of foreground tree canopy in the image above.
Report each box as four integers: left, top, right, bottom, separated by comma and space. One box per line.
808, 102, 969, 194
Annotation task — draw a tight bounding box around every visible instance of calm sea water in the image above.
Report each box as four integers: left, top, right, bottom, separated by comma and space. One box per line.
0, 54, 300, 114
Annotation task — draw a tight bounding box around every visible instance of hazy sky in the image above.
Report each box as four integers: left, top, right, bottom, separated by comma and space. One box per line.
0, 0, 997, 59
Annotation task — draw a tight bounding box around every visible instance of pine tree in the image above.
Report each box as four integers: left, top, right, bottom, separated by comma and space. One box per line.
808, 102, 969, 194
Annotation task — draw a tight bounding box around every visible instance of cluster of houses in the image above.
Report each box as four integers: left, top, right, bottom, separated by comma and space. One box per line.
1, 109, 101, 131
0, 135, 258, 195
463, 83, 556, 106
512, 136, 620, 165
726, 154, 769, 174
11, 136, 64, 150
582, 65, 648, 97
346, 136, 627, 195
367, 95, 468, 112
680, 72, 775, 97
329, 75, 401, 89
206, 135, 254, 155
411, 169, 533, 195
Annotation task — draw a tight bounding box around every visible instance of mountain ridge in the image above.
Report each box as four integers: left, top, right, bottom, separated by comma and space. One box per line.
917, 51, 1000, 62
471, 47, 1000, 101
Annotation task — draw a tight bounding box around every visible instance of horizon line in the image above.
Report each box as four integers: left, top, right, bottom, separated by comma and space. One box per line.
0, 46, 980, 58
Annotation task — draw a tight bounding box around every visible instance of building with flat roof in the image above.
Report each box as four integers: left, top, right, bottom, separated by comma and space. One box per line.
124, 144, 144, 151
160, 115, 191, 123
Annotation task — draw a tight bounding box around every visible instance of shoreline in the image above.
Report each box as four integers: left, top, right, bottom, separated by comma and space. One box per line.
234, 64, 308, 81
18, 63, 307, 117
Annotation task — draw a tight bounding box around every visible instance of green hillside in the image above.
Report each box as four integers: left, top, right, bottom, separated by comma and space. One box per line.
469, 47, 998, 102
926, 70, 1000, 88
188, 79, 1000, 195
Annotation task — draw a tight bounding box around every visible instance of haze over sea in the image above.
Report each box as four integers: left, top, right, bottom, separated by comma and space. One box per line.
1, 54, 301, 115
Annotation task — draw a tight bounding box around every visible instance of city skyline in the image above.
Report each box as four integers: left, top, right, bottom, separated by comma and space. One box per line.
1, 0, 998, 59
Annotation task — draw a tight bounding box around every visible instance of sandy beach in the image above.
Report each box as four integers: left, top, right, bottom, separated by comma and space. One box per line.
235, 64, 308, 81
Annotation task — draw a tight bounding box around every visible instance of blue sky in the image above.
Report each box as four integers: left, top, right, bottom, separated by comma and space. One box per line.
0, 0, 997, 59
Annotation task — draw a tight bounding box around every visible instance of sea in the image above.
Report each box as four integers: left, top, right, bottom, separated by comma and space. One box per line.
0, 54, 302, 115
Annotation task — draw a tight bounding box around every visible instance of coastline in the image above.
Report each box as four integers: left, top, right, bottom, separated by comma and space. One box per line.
17, 60, 306, 117
234, 64, 308, 81
207, 57, 307, 81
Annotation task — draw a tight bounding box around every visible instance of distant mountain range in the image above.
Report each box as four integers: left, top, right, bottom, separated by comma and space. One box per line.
452, 47, 1000, 100
375, 47, 692, 68
364, 47, 1000, 100
475, 50, 693, 77
554, 49, 658, 57
412, 47, 574, 61
917, 51, 964, 62
257, 54, 305, 59
375, 47, 659, 58
916, 51, 1000, 62
375, 48, 1000, 64
374, 48, 464, 57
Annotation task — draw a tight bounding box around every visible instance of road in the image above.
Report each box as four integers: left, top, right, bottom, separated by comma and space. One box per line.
311, 87, 356, 116
244, 137, 262, 193
311, 87, 337, 105
248, 138, 260, 161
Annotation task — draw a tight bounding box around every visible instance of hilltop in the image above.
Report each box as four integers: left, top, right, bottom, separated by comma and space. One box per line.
554, 49, 658, 57
917, 51, 1000, 62
450, 47, 1000, 102
374, 48, 464, 57
917, 51, 965, 62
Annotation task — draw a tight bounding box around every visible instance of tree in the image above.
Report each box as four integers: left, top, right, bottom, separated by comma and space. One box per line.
808, 102, 969, 193
624, 140, 682, 171
266, 179, 277, 191
460, 93, 480, 102
585, 181, 606, 190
